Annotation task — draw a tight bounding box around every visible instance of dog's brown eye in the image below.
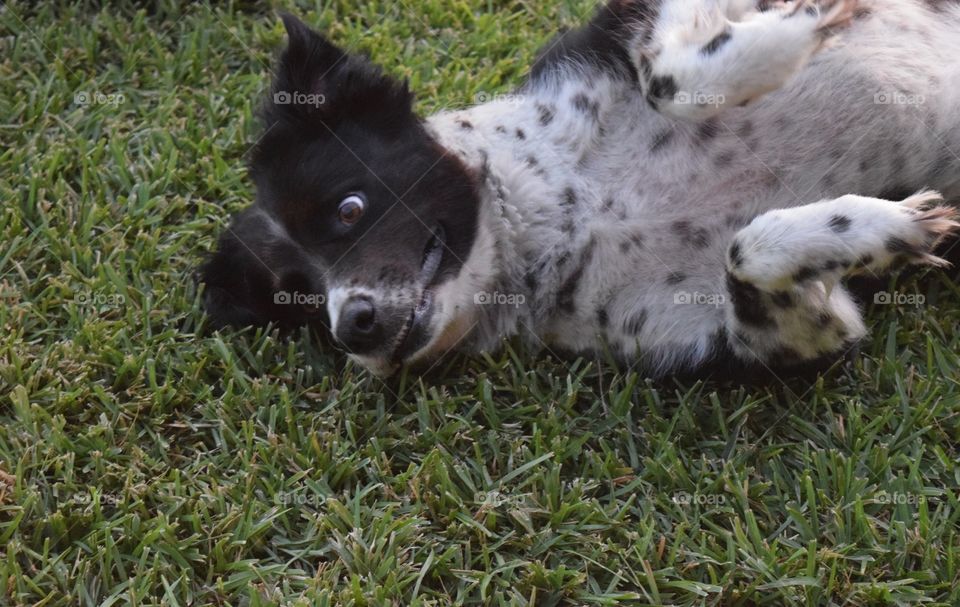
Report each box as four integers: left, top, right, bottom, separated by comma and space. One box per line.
338, 194, 365, 225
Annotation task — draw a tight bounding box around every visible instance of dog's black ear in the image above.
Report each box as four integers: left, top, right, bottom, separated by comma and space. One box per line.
267, 13, 414, 132
200, 208, 278, 328
200, 207, 328, 331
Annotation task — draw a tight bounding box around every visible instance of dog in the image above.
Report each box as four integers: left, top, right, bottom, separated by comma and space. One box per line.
201, 0, 960, 378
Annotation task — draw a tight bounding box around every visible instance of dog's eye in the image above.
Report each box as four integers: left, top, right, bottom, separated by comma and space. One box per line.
338, 194, 366, 225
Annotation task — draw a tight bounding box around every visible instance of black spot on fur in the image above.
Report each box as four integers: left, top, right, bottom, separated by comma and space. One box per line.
620, 240, 632, 254
572, 93, 600, 120
697, 118, 722, 141
557, 238, 596, 314
495, 125, 507, 134
771, 291, 795, 308
537, 103, 555, 126
457, 119, 473, 130
673, 220, 711, 248
701, 30, 732, 55
666, 272, 686, 285
793, 267, 818, 283
728, 241, 744, 267
525, 272, 538, 293
715, 150, 736, 168
828, 214, 852, 233
727, 273, 774, 327
650, 130, 675, 153
562, 187, 578, 207
886, 236, 919, 256
515, 128, 526, 140
857, 254, 875, 268
597, 307, 609, 328
624, 309, 648, 336
526, 156, 539, 166
648, 74, 678, 101
737, 121, 754, 139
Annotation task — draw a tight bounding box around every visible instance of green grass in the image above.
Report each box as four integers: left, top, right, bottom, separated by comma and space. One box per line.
2, 1, 959, 604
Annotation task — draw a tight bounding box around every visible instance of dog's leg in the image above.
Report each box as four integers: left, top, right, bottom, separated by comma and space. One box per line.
723, 191, 960, 366
638, 0, 858, 121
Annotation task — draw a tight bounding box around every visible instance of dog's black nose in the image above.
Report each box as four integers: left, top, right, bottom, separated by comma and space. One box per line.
336, 297, 381, 353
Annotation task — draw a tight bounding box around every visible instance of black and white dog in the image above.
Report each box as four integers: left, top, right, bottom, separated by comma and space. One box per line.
202, 0, 960, 377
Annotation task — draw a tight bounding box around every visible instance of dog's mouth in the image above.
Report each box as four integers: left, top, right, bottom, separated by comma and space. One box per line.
391, 225, 446, 363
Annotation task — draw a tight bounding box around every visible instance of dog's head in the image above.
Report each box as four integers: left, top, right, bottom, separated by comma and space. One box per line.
202, 14, 485, 375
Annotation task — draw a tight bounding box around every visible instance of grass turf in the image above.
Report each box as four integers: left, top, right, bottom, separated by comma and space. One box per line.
2, 0, 960, 604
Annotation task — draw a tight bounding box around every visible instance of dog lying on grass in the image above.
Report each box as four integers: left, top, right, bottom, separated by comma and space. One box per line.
202, 0, 960, 377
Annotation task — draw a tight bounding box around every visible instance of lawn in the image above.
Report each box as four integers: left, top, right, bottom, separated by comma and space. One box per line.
1, 0, 959, 605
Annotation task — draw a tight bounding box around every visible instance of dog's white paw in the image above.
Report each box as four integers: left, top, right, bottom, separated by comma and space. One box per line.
728, 191, 959, 293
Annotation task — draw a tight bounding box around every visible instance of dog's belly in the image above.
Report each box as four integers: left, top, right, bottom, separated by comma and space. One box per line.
533, 8, 960, 370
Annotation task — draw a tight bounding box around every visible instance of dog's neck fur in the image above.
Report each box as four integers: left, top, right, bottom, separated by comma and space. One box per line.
425, 71, 628, 351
